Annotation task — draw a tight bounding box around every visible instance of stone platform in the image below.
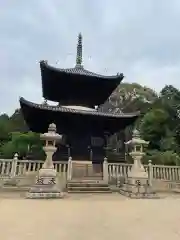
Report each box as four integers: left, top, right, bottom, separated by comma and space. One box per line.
26, 175, 64, 199
119, 181, 158, 199
26, 192, 64, 199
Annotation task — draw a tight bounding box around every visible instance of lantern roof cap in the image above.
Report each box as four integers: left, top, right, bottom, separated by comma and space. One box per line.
40, 123, 62, 141
125, 129, 149, 146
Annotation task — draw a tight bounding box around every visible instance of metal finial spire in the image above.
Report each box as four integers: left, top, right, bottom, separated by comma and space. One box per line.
76, 33, 83, 67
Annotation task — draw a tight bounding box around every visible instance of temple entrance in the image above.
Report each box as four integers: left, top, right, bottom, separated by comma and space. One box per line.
71, 161, 103, 180
69, 135, 90, 161
66, 135, 104, 179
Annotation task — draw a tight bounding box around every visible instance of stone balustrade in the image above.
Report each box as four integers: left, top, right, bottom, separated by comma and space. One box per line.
108, 162, 180, 185
0, 156, 180, 185
0, 157, 68, 180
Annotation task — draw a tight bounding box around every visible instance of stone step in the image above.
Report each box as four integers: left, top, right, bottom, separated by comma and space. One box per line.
67, 179, 111, 193
68, 190, 112, 193
68, 180, 105, 183
68, 186, 110, 191
71, 177, 103, 180
67, 183, 108, 187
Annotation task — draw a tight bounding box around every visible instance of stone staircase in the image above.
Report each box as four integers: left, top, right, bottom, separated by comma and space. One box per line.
67, 180, 111, 193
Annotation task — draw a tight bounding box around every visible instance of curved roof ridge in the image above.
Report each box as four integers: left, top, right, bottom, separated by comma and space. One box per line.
19, 97, 140, 118
40, 60, 124, 80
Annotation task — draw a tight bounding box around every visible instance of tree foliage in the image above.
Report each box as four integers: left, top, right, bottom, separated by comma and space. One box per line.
102, 83, 180, 165
140, 85, 180, 164
140, 108, 169, 149
0, 110, 45, 159
103, 82, 158, 114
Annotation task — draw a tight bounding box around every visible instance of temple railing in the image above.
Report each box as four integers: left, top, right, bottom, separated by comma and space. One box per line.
0, 156, 180, 185
0, 157, 68, 179
108, 162, 180, 183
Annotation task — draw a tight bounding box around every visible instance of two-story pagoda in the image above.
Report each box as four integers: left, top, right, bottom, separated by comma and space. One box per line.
20, 33, 139, 162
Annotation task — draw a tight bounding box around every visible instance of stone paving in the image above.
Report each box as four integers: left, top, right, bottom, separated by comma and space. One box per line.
0, 193, 180, 240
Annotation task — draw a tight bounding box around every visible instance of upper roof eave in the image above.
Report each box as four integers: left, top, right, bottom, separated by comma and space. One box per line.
40, 60, 124, 81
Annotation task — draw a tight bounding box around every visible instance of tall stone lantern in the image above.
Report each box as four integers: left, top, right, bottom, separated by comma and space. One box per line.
126, 129, 149, 181
39, 123, 62, 176
27, 123, 64, 199
119, 129, 157, 198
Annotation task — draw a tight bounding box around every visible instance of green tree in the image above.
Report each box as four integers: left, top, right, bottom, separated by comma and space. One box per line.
1, 141, 17, 159
1, 131, 44, 159
0, 114, 11, 142
140, 108, 169, 150
143, 150, 180, 165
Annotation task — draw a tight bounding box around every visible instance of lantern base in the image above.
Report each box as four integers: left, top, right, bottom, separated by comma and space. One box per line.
119, 177, 158, 199
26, 170, 64, 199
26, 191, 64, 199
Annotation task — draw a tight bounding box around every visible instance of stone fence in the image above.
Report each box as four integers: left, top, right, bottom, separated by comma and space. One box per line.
108, 162, 180, 183
0, 156, 180, 185
0, 158, 68, 179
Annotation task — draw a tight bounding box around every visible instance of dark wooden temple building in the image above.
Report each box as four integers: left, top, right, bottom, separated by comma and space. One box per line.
20, 33, 139, 162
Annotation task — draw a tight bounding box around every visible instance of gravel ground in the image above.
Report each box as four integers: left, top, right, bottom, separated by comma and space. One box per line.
0, 193, 180, 240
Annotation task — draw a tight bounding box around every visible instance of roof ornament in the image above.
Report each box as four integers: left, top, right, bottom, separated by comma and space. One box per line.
132, 129, 141, 139
43, 98, 48, 105
75, 33, 83, 68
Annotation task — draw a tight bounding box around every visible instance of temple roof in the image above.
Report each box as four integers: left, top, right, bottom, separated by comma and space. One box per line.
40, 33, 124, 106
20, 97, 139, 135
40, 60, 123, 80
20, 97, 139, 118
41, 33, 123, 79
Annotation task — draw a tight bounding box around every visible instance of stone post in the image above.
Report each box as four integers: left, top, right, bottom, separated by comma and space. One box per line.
103, 157, 108, 182
148, 160, 153, 187
67, 156, 72, 181
10, 153, 18, 178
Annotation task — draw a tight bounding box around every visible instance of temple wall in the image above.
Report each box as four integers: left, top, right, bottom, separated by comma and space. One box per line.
53, 134, 106, 162
53, 131, 126, 162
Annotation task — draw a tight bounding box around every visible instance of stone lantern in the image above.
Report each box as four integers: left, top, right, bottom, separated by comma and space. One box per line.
119, 129, 157, 198
27, 123, 64, 199
40, 123, 62, 174
125, 129, 149, 180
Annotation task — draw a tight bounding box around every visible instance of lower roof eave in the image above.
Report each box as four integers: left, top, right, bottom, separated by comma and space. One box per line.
19, 97, 139, 134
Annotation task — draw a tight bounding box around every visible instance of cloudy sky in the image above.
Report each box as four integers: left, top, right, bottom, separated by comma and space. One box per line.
0, 0, 180, 115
